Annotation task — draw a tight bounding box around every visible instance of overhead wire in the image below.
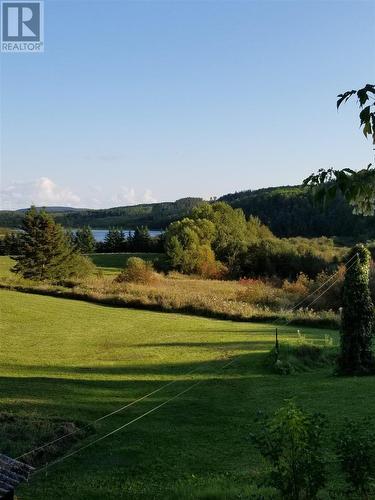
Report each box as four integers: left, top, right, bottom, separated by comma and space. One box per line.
30, 358, 237, 476
18, 254, 360, 475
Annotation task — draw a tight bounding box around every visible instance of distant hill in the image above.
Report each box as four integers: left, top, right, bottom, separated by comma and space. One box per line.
0, 198, 204, 230
16, 206, 85, 213
1, 187, 374, 240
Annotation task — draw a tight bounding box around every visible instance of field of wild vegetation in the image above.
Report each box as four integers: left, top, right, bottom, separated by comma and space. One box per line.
1, 243, 374, 330
0, 252, 360, 328
2, 288, 375, 499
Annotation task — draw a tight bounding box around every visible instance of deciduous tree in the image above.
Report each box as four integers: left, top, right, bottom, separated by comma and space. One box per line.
304, 84, 375, 216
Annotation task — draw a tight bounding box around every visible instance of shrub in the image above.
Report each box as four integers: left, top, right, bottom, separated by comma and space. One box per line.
336, 418, 375, 497
282, 272, 310, 298
308, 266, 345, 311
337, 244, 375, 375
68, 254, 97, 279
253, 400, 327, 500
242, 239, 329, 280
267, 341, 336, 375
152, 254, 171, 273
195, 244, 227, 279
116, 257, 156, 284
281, 266, 345, 313
237, 279, 285, 309
0, 411, 92, 467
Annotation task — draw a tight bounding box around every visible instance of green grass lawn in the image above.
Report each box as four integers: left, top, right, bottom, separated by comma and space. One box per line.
2, 289, 375, 498
88, 253, 164, 275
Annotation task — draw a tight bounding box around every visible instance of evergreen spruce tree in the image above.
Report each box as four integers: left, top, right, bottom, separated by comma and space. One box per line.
13, 206, 78, 281
337, 244, 375, 375
2, 231, 21, 255
103, 228, 125, 252
74, 226, 96, 253
131, 226, 152, 252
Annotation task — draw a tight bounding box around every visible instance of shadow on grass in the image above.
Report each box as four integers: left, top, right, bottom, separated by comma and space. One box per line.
134, 340, 275, 349
4, 349, 375, 500
0, 348, 271, 378
0, 351, 269, 464
0, 351, 271, 412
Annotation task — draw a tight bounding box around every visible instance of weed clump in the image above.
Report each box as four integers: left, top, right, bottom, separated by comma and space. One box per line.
115, 257, 157, 285
0, 412, 92, 467
335, 418, 375, 497
266, 337, 336, 375
252, 400, 327, 500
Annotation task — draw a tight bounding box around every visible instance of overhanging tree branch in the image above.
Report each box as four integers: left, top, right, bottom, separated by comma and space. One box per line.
304, 84, 375, 216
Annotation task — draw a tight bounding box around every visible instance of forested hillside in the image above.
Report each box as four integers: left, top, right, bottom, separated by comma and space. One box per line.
1, 186, 374, 240
0, 198, 203, 229
220, 186, 375, 240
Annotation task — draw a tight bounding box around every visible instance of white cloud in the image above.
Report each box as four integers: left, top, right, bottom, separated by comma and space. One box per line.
0, 178, 158, 210
111, 187, 137, 205
143, 188, 157, 204
1, 177, 81, 210
111, 187, 157, 206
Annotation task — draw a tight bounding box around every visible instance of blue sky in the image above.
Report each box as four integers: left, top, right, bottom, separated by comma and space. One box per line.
1, 0, 374, 209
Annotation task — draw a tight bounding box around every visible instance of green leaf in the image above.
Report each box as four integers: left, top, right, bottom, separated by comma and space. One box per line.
337, 90, 356, 109
363, 121, 372, 138
357, 88, 370, 106
359, 106, 371, 125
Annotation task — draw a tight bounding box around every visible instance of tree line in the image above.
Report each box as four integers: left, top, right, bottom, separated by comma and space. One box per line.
1, 202, 345, 280
95, 227, 164, 253
0, 224, 164, 256
164, 201, 341, 279
1, 186, 375, 241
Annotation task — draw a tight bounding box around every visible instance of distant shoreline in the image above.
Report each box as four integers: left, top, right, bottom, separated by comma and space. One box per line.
72, 228, 163, 242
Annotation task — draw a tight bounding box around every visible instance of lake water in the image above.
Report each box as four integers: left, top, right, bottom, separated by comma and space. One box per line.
14, 228, 163, 242
87, 229, 163, 242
